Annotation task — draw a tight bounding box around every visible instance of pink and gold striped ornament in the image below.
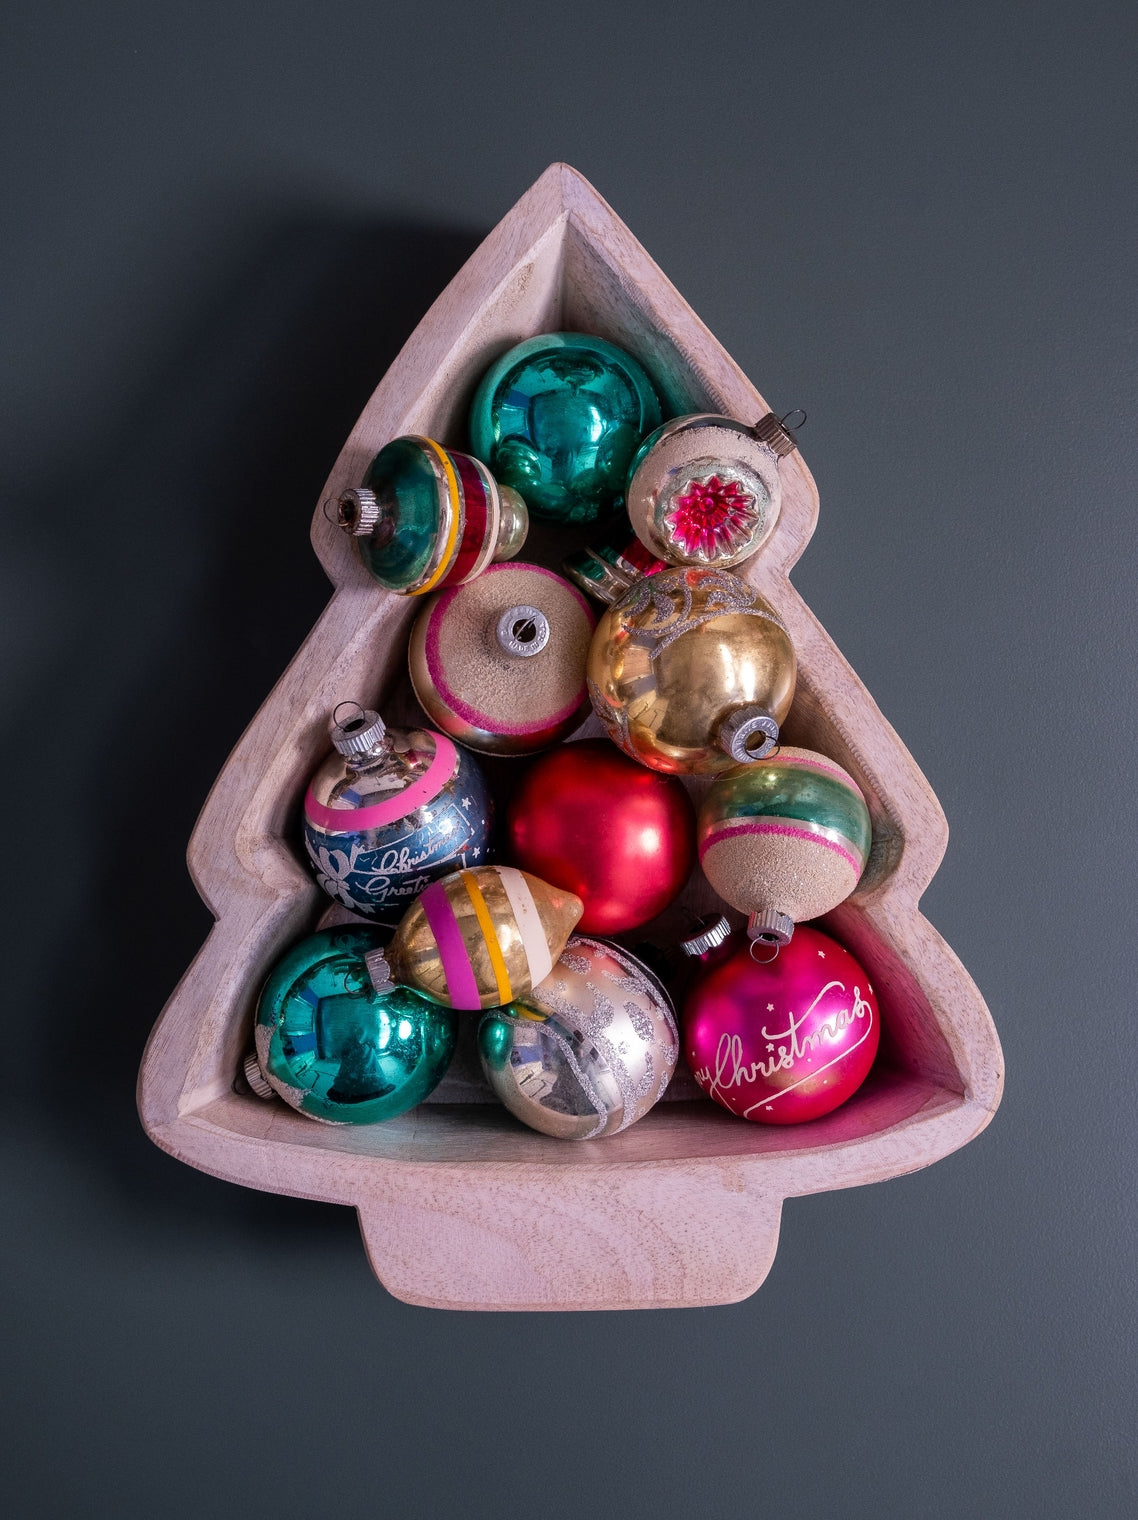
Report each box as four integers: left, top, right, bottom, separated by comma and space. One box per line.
382, 865, 583, 1011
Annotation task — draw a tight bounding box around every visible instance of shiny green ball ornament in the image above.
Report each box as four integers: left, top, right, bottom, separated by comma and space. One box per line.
469, 332, 663, 524
247, 925, 457, 1124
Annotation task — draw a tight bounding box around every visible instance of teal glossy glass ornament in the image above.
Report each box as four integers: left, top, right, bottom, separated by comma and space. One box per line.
247, 925, 457, 1124
469, 333, 663, 524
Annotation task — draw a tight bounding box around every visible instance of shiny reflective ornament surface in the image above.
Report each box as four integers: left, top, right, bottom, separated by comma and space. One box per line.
505, 738, 695, 933
375, 865, 584, 1011
684, 925, 880, 1124
338, 435, 528, 594
698, 746, 872, 941
586, 566, 797, 773
408, 563, 595, 755
250, 925, 457, 1124
469, 333, 663, 523
303, 706, 493, 920
625, 411, 796, 569
562, 510, 667, 604
479, 935, 679, 1138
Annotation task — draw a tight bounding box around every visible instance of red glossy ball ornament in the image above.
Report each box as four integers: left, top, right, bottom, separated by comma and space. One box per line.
684, 925, 880, 1124
505, 739, 696, 934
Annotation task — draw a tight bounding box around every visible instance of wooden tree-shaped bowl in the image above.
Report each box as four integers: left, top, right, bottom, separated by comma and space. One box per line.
138, 164, 1003, 1311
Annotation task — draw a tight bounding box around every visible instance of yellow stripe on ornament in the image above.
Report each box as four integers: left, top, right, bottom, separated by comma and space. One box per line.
412, 437, 463, 596
460, 870, 513, 1005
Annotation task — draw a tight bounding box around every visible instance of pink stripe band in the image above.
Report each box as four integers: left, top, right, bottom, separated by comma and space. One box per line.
304, 733, 459, 833
699, 819, 864, 876
419, 880, 481, 1009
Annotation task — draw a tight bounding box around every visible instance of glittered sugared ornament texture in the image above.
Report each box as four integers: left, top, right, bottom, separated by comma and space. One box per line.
408, 562, 595, 755
698, 746, 871, 923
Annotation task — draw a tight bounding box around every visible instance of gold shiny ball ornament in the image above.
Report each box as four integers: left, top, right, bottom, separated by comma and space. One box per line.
369, 865, 584, 1011
625, 413, 795, 569
586, 566, 797, 774
408, 563, 596, 755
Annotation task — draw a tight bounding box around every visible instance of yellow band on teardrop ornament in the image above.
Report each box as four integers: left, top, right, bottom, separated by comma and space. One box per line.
460, 869, 513, 1005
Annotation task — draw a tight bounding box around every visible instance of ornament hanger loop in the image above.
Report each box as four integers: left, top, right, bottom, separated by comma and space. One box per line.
749, 938, 781, 965
780, 408, 807, 431
332, 700, 367, 729
320, 496, 342, 525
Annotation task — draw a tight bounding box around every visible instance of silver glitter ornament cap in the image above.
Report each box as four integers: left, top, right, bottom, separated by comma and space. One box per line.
243, 1051, 275, 1100
748, 909, 794, 947
680, 914, 732, 958
330, 706, 387, 757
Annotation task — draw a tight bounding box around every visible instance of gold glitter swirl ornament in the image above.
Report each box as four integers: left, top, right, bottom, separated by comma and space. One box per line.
586, 566, 797, 774
478, 936, 679, 1139
369, 865, 583, 1011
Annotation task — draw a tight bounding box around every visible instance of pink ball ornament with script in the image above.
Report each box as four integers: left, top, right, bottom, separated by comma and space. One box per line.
684, 925, 880, 1124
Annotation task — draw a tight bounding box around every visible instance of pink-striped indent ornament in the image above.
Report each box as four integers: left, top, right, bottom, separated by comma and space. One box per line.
684, 925, 880, 1124
698, 746, 872, 948
408, 562, 596, 755
370, 864, 584, 1011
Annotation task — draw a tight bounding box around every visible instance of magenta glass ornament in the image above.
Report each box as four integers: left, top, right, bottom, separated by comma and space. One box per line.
684, 924, 880, 1124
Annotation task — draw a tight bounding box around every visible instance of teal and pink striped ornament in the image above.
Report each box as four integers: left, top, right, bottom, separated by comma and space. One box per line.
697, 746, 872, 942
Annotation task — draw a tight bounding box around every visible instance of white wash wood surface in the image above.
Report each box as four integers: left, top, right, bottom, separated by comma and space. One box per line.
137, 163, 1004, 1311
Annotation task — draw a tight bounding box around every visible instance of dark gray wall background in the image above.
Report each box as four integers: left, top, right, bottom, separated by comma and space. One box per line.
3, 3, 1134, 1516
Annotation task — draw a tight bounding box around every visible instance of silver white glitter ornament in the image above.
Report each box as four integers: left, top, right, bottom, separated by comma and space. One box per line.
477, 936, 679, 1139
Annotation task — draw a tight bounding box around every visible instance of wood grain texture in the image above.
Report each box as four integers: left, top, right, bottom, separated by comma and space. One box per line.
137, 163, 1004, 1311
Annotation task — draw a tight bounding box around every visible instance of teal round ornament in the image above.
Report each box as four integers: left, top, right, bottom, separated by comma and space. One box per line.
469, 332, 663, 524
252, 925, 457, 1125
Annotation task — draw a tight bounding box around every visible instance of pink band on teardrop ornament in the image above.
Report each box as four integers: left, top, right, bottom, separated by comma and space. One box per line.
419, 879, 482, 1009
303, 733, 459, 833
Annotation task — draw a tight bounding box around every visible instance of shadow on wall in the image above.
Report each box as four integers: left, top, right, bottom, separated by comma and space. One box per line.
18, 209, 485, 1245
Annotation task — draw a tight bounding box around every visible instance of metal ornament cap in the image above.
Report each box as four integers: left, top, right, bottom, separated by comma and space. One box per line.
680, 914, 732, 958
243, 1051, 275, 1100
337, 486, 380, 536
718, 707, 779, 763
330, 707, 387, 757
625, 414, 783, 569
496, 604, 550, 657
748, 909, 794, 947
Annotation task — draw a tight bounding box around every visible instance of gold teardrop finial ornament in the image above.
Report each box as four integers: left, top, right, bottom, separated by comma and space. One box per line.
586, 567, 797, 774
374, 865, 584, 1011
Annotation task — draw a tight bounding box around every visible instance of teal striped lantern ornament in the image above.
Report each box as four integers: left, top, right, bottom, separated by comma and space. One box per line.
697, 746, 872, 948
